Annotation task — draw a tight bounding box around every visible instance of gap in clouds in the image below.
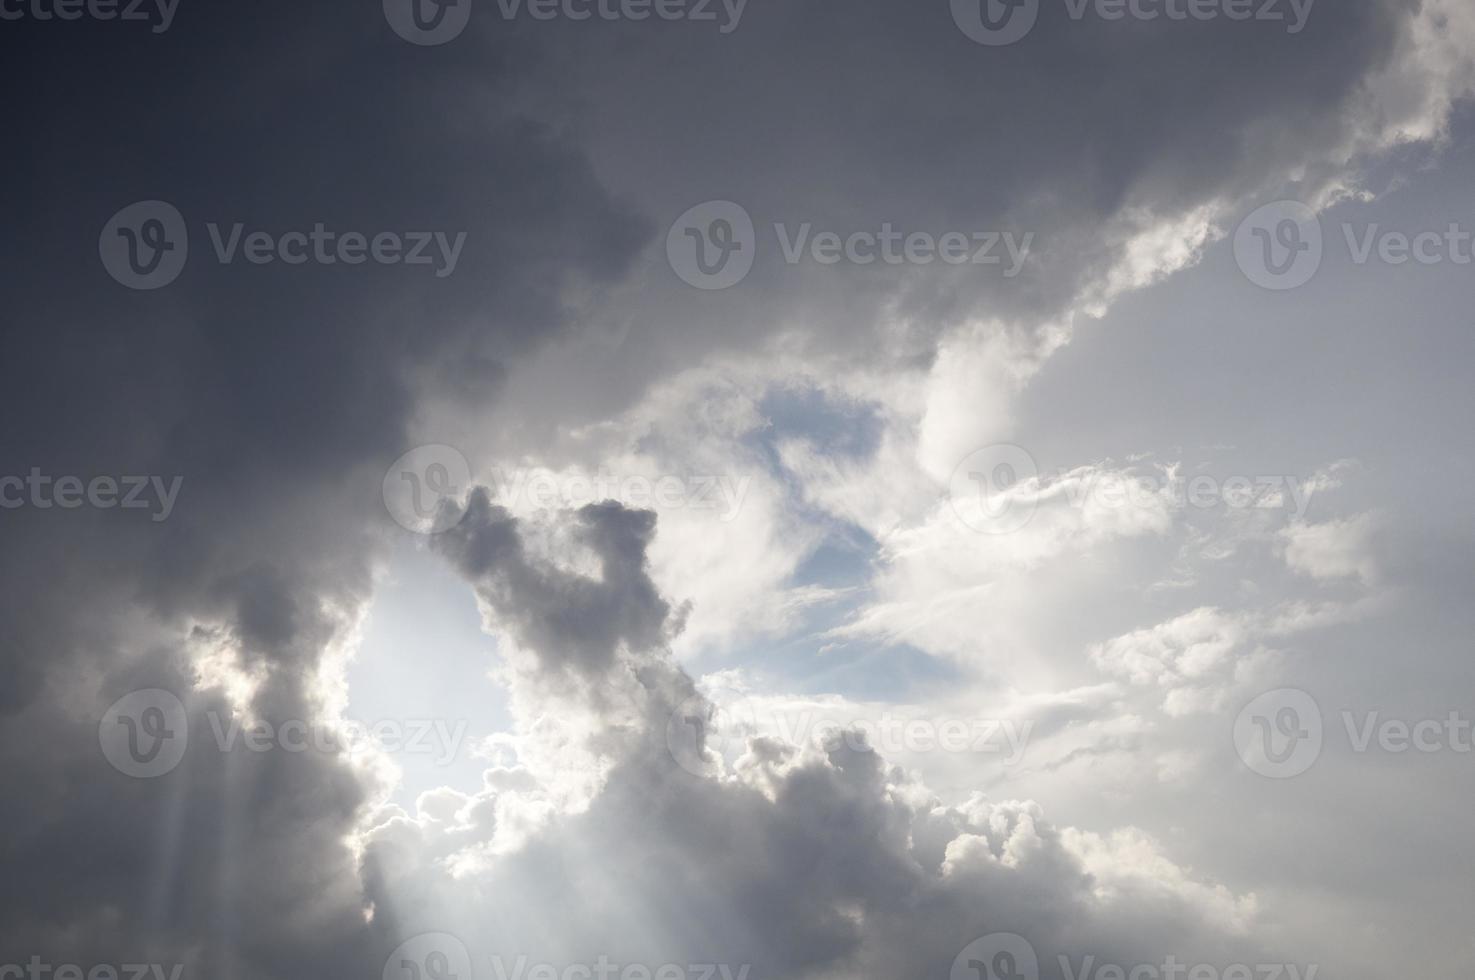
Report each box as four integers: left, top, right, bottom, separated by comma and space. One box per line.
349, 540, 510, 806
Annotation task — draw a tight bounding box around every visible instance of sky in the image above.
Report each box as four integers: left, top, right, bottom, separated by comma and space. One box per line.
2, 2, 1474, 980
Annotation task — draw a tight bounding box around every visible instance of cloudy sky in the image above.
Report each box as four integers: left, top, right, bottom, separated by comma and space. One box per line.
3, 1, 1474, 979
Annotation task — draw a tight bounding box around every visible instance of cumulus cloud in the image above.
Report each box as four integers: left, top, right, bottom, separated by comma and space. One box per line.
361, 499, 1275, 980
1279, 515, 1381, 584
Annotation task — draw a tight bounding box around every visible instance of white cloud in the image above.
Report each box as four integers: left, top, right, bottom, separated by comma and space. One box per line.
1280, 514, 1380, 584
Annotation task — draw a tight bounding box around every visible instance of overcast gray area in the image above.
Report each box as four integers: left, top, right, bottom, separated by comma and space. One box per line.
2, 2, 1473, 980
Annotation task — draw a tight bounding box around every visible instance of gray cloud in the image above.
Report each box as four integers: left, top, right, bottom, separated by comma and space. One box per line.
1, 0, 1471, 977
361, 498, 1285, 980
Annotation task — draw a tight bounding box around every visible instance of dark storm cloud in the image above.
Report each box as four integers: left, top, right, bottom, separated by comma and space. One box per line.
434, 492, 676, 679
1, 2, 649, 973
490, 0, 1412, 358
